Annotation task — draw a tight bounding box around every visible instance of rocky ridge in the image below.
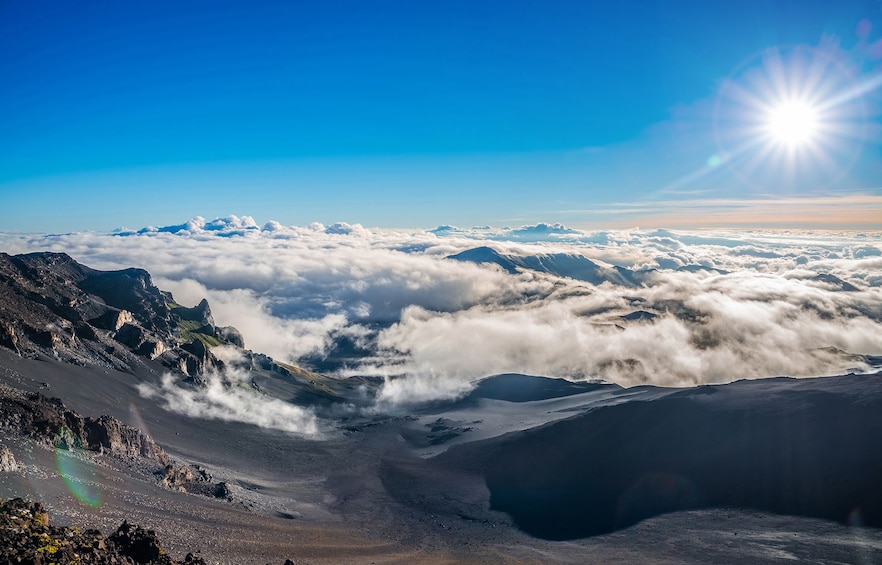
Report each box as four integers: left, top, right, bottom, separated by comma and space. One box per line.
0, 252, 331, 392
0, 250, 376, 438
0, 252, 240, 378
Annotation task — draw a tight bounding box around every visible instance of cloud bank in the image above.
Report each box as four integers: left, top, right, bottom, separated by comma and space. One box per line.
3, 216, 881, 406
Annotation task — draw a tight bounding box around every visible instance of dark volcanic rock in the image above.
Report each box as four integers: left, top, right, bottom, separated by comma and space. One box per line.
0, 251, 333, 406
0, 497, 206, 564
0, 382, 233, 500
92, 308, 136, 331
181, 338, 209, 359
84, 414, 169, 460
1, 252, 314, 388
216, 325, 245, 348
109, 521, 167, 563
114, 323, 149, 348
78, 267, 173, 333
0, 497, 296, 564
159, 463, 224, 497
0, 320, 20, 352
173, 298, 214, 327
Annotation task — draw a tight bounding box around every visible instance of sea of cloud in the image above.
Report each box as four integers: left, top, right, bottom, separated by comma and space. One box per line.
2, 216, 881, 408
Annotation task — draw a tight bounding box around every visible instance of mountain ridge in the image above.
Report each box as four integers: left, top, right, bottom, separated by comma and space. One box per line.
0, 252, 315, 387
448, 246, 648, 287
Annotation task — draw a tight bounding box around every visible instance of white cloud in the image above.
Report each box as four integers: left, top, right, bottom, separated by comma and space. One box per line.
136, 369, 323, 437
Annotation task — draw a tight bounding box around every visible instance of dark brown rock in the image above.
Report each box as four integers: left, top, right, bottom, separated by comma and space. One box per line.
0, 497, 206, 564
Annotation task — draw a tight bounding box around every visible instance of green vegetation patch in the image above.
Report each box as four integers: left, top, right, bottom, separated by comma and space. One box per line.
174, 319, 225, 348
180, 330, 224, 348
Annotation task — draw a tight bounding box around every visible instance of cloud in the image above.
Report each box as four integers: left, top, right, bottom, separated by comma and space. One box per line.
130, 215, 262, 237
508, 222, 581, 241
371, 274, 881, 404
136, 368, 323, 437
1, 218, 881, 408
324, 221, 370, 236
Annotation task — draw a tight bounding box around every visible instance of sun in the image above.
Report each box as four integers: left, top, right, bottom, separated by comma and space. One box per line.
766, 100, 819, 148
711, 44, 870, 190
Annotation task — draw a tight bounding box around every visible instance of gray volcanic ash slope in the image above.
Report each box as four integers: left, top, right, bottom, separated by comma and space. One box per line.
1, 251, 882, 564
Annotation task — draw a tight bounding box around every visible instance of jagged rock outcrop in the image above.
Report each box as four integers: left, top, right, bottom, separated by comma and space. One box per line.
77, 267, 173, 334
91, 308, 136, 331
0, 320, 20, 352
173, 298, 214, 327
84, 414, 168, 460
159, 463, 233, 499
247, 352, 291, 376
114, 323, 166, 360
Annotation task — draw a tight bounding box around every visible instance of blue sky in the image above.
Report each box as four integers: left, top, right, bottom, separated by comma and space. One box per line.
2, 0, 881, 231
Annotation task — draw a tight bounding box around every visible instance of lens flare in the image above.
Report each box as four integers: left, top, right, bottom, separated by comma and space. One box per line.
54, 430, 101, 507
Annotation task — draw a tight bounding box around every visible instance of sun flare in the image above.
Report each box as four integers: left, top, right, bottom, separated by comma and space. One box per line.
712, 44, 869, 190
766, 100, 819, 147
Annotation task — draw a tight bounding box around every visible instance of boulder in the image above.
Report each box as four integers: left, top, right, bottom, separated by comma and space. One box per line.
137, 339, 166, 360
0, 321, 19, 352
113, 322, 146, 348
90, 308, 135, 331
217, 325, 245, 348
0, 445, 17, 472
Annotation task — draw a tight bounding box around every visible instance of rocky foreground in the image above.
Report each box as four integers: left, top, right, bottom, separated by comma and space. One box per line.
0, 497, 208, 565
0, 497, 306, 565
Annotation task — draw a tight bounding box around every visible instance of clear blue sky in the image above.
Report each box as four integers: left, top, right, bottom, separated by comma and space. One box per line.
2, 0, 881, 231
